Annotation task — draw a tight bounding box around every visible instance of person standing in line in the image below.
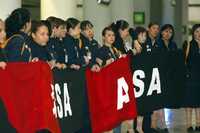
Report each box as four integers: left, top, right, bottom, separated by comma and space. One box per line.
184, 24, 200, 132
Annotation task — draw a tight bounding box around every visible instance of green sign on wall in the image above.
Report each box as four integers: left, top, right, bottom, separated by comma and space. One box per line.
133, 12, 145, 24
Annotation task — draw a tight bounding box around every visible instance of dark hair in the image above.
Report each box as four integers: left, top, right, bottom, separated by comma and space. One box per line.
5, 8, 31, 38
102, 26, 114, 37
47, 16, 65, 29
46, 16, 56, 22
110, 20, 129, 35
66, 17, 80, 32
148, 22, 160, 28
191, 24, 200, 39
80, 20, 93, 31
134, 26, 147, 40
160, 24, 175, 40
129, 27, 137, 40
41, 20, 51, 36
31, 20, 49, 34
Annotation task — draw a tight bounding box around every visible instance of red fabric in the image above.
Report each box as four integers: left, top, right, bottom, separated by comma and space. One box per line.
86, 56, 137, 133
0, 61, 61, 133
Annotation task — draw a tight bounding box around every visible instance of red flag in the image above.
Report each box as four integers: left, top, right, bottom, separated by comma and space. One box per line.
86, 55, 137, 133
0, 61, 61, 133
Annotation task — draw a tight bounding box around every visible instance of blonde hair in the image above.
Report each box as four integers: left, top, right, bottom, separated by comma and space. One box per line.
0, 19, 3, 25
0, 19, 6, 46
0, 19, 4, 26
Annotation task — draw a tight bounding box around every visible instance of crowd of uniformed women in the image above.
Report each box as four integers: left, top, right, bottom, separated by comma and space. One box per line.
0, 8, 200, 133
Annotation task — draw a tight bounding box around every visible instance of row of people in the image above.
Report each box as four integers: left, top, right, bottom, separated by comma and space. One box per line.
0, 8, 200, 133
0, 8, 178, 71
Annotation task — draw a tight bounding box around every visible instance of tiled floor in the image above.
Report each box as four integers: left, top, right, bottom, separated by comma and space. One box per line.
119, 108, 200, 133
164, 108, 200, 133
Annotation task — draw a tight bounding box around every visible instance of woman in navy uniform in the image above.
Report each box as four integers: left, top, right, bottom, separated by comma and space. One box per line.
64, 18, 89, 70
96, 27, 122, 133
80, 20, 101, 72
184, 24, 200, 132
46, 17, 68, 69
146, 22, 160, 52
132, 27, 148, 53
96, 27, 123, 133
64, 18, 92, 133
142, 22, 161, 133
154, 24, 177, 133
158, 24, 177, 51
145, 22, 161, 133
96, 26, 120, 67
29, 20, 55, 68
132, 26, 162, 133
4, 8, 32, 62
111, 20, 130, 54
46, 17, 59, 63
148, 24, 177, 133
131, 26, 150, 133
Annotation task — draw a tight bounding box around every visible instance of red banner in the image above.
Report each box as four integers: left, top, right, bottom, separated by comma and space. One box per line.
0, 61, 60, 133
86, 56, 137, 133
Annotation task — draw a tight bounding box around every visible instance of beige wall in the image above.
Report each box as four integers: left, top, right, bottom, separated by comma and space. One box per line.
0, 0, 21, 20
41, 0, 77, 20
